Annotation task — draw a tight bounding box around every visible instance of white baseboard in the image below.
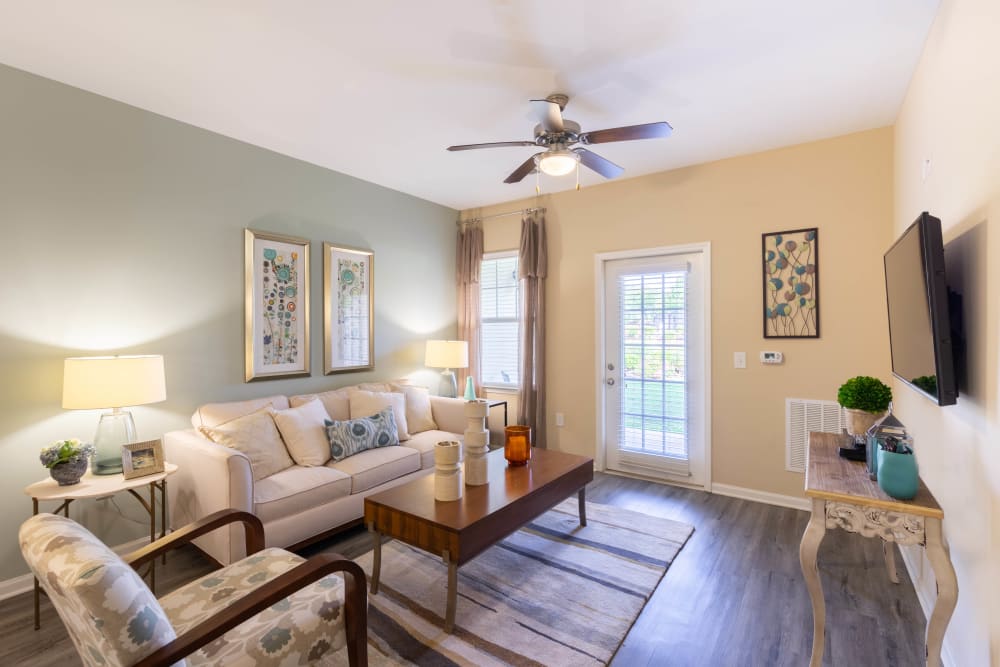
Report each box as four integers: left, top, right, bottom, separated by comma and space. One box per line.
897, 544, 957, 667
0, 535, 152, 602
711, 483, 811, 511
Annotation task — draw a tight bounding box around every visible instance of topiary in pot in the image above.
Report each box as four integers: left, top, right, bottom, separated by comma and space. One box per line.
837, 376, 892, 436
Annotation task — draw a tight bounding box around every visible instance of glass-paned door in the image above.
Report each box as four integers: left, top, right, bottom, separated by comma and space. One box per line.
603, 252, 706, 485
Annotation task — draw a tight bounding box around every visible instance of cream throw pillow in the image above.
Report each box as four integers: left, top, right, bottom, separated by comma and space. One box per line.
199, 406, 294, 481
389, 383, 437, 434
273, 398, 332, 466
349, 390, 410, 441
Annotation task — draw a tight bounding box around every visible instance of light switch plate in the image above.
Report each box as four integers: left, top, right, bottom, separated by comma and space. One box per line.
734, 352, 746, 369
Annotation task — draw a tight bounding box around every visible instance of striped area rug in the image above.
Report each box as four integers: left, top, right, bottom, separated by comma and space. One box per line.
346, 499, 694, 666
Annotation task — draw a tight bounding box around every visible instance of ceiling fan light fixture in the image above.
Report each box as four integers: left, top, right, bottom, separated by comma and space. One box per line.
536, 150, 579, 176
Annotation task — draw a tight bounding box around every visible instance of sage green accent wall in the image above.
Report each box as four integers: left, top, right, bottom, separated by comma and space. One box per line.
0, 64, 457, 581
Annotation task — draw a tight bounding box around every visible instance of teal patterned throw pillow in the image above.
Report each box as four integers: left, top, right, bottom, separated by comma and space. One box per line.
324, 407, 399, 461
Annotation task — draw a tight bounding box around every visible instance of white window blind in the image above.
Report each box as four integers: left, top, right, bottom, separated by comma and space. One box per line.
481, 253, 520, 388
617, 268, 689, 472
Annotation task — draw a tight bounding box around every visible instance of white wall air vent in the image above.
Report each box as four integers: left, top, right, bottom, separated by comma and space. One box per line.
786, 398, 844, 473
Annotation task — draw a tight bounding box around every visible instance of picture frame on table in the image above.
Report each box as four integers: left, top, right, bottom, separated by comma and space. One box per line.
323, 243, 374, 374
244, 228, 311, 381
122, 439, 165, 480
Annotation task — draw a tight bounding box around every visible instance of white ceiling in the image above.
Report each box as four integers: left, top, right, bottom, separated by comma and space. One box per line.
0, 1, 938, 211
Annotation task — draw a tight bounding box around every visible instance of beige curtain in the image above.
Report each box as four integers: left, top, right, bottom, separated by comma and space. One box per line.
518, 212, 547, 447
456, 221, 483, 395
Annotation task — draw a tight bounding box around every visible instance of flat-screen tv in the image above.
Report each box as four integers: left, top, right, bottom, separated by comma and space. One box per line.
883, 212, 958, 406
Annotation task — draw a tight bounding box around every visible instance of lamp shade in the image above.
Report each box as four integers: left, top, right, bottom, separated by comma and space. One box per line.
62, 355, 167, 409
424, 340, 469, 369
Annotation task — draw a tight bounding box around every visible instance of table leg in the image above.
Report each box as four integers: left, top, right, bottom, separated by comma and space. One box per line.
160, 479, 168, 565
149, 482, 156, 593
32, 498, 39, 631
799, 498, 827, 667
444, 550, 457, 633
368, 522, 381, 595
882, 540, 899, 584
924, 518, 958, 667
578, 488, 587, 527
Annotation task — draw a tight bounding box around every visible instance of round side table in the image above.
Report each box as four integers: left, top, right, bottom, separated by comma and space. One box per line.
24, 462, 178, 630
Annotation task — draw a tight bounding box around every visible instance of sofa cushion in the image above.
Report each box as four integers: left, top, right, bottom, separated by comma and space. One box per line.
289, 388, 351, 421
349, 389, 410, 440
389, 383, 438, 434
252, 466, 352, 524
272, 398, 332, 467
324, 408, 400, 462
401, 429, 459, 469
192, 395, 290, 429
199, 407, 294, 482
327, 446, 420, 493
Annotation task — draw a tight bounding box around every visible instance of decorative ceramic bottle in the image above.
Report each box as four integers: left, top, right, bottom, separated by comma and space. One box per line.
463, 399, 490, 485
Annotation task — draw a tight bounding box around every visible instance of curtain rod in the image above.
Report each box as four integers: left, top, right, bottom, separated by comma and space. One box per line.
456, 206, 545, 226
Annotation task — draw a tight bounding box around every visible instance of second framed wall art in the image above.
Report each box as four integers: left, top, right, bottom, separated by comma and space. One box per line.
324, 243, 374, 374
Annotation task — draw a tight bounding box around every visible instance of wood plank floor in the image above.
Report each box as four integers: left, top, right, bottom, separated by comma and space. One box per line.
0, 472, 926, 666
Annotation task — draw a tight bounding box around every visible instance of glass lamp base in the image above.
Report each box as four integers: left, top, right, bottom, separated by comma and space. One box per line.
92, 410, 136, 475
439, 370, 458, 398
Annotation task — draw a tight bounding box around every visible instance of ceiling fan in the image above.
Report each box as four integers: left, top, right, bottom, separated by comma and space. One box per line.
447, 94, 672, 184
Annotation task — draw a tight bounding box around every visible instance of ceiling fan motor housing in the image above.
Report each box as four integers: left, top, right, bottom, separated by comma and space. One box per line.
534, 119, 580, 144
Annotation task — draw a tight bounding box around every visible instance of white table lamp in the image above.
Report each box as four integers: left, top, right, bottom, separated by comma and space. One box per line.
425, 340, 468, 398
62, 355, 167, 475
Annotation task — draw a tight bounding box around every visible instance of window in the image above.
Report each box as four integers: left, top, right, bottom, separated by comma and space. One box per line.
480, 252, 520, 388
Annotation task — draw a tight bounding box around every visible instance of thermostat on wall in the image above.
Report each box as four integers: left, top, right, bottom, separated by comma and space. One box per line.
760, 351, 783, 364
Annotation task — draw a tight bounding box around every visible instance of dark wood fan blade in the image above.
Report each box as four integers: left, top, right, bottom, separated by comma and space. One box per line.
574, 148, 624, 179
448, 141, 537, 151
579, 121, 673, 145
529, 99, 564, 133
504, 154, 540, 184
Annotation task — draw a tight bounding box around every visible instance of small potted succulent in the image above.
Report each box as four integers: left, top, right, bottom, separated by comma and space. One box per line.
837, 376, 893, 437
40, 438, 95, 486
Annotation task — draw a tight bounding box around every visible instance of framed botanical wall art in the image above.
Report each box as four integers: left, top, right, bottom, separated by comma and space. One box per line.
245, 229, 310, 381
324, 243, 374, 374
762, 227, 819, 338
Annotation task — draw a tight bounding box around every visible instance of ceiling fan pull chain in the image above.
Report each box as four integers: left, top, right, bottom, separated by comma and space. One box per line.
576, 161, 581, 190
535, 168, 540, 195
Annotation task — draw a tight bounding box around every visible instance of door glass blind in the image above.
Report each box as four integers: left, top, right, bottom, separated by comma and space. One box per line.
618, 269, 688, 464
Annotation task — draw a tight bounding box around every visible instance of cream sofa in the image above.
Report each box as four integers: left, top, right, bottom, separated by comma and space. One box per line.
164, 384, 467, 565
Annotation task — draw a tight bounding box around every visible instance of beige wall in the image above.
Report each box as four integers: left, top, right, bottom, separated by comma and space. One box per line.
893, 0, 1000, 663
0, 64, 456, 582
468, 127, 893, 498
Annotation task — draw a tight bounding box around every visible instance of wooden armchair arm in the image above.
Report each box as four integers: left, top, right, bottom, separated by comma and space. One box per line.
134, 554, 368, 667
124, 509, 264, 569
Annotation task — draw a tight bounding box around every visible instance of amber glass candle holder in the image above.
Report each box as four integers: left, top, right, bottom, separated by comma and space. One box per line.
504, 425, 531, 466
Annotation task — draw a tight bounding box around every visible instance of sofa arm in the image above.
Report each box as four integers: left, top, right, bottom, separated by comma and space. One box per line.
429, 396, 468, 434
163, 429, 254, 565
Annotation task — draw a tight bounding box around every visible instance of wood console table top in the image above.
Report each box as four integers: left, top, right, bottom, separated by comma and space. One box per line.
805, 431, 942, 518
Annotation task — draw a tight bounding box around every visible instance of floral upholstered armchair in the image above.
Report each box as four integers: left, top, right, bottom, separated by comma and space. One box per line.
19, 509, 367, 666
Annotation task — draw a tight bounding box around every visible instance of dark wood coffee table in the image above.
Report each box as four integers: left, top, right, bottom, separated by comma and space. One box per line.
363, 447, 594, 632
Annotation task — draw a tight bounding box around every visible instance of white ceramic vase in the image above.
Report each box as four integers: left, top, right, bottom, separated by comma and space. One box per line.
463, 399, 490, 486
434, 440, 463, 501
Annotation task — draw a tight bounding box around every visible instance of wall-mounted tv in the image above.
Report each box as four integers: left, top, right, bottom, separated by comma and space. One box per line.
883, 212, 958, 406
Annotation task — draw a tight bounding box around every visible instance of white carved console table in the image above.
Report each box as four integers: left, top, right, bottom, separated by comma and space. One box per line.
799, 432, 958, 667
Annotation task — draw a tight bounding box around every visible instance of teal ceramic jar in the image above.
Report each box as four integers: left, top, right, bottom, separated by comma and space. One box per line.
877, 448, 918, 500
